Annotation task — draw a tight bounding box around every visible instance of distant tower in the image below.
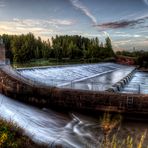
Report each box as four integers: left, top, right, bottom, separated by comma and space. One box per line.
0, 38, 6, 65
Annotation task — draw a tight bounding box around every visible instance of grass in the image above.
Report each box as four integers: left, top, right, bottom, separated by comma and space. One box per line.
0, 118, 47, 148
12, 57, 115, 68
98, 113, 147, 148
12, 58, 86, 68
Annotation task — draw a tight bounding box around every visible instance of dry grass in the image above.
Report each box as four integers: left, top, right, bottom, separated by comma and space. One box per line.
98, 113, 147, 148
0, 119, 47, 148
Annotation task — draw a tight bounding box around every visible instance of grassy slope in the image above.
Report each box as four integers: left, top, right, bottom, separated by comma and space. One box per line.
0, 119, 47, 148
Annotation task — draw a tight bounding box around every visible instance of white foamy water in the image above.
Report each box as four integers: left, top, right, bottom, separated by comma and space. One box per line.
17, 63, 134, 91
121, 72, 148, 94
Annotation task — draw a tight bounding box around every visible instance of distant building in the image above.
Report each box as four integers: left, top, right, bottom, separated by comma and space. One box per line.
0, 39, 6, 65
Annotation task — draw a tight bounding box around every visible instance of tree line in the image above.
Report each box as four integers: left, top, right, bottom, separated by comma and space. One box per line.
0, 33, 115, 63
116, 50, 148, 68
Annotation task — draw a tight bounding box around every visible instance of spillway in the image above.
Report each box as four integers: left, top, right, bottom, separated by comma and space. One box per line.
17, 63, 135, 91
121, 71, 148, 94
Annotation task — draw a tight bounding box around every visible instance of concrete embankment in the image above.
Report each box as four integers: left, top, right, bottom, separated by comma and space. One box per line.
0, 66, 148, 114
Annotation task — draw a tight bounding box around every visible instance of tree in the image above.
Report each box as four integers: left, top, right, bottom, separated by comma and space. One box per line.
105, 37, 112, 49
105, 37, 115, 57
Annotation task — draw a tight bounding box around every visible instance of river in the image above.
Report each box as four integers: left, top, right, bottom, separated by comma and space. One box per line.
0, 93, 148, 148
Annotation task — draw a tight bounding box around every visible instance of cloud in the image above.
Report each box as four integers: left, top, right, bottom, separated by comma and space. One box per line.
0, 18, 75, 39
13, 18, 75, 27
0, 1, 5, 7
143, 0, 148, 5
95, 16, 148, 30
69, 0, 97, 25
103, 31, 110, 37
47, 19, 75, 26
112, 32, 142, 38
114, 38, 148, 51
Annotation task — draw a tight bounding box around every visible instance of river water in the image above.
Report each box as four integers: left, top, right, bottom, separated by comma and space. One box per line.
0, 93, 148, 148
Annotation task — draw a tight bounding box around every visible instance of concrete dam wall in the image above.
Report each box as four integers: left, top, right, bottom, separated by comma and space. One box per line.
0, 65, 148, 114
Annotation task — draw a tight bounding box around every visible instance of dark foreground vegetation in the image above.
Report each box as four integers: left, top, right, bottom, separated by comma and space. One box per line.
0, 33, 115, 65
0, 119, 47, 148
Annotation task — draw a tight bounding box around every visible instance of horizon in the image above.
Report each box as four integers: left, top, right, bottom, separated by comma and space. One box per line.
0, 0, 148, 51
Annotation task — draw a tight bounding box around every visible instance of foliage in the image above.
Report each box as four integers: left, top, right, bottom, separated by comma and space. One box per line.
0, 119, 47, 148
98, 113, 147, 148
100, 113, 122, 147
116, 50, 148, 68
0, 33, 115, 64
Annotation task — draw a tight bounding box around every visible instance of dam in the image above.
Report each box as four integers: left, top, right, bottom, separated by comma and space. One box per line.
0, 43, 148, 147
0, 62, 148, 147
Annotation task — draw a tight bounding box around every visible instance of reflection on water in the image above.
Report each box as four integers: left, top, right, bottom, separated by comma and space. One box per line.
0, 94, 148, 147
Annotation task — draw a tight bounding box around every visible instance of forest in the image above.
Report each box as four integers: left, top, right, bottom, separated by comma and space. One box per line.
0, 33, 115, 64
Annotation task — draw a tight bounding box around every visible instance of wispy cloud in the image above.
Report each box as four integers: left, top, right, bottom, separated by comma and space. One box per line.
0, 18, 75, 39
69, 0, 97, 25
0, 1, 5, 7
143, 0, 148, 5
114, 37, 148, 50
113, 32, 142, 38
95, 16, 148, 30
103, 31, 110, 37
13, 18, 75, 27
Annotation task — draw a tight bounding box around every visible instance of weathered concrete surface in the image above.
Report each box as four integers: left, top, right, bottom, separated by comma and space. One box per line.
0, 66, 148, 114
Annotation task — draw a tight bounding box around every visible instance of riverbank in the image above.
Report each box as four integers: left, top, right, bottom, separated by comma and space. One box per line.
0, 118, 47, 148
12, 58, 115, 68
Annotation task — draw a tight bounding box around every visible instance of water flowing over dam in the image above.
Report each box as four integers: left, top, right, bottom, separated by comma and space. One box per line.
17, 63, 135, 91
121, 72, 148, 94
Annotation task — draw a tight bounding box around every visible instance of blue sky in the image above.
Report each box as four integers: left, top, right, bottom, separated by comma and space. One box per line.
0, 0, 148, 51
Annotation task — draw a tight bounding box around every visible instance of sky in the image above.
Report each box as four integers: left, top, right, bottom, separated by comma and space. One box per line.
0, 0, 148, 51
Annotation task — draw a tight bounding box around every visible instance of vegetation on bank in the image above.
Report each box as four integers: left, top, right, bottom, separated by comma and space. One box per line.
13, 57, 115, 68
0, 33, 115, 65
0, 33, 147, 68
116, 50, 148, 68
96, 113, 147, 148
0, 119, 46, 148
